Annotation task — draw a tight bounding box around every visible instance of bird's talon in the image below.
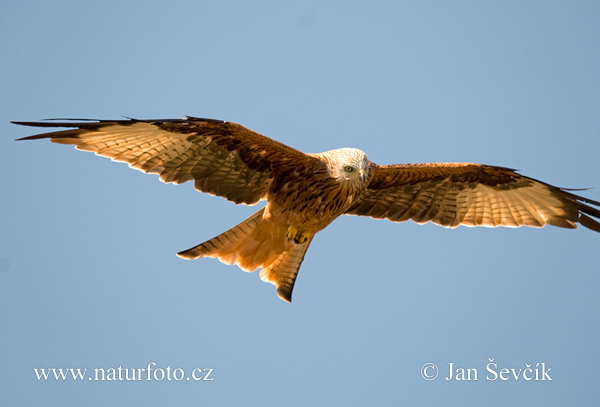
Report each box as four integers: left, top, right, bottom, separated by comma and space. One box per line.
286, 226, 310, 244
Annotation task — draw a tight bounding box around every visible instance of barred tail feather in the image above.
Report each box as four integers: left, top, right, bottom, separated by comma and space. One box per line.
177, 208, 265, 267
177, 208, 314, 301
259, 235, 314, 302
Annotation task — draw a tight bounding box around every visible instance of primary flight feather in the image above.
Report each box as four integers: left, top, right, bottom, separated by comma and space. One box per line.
14, 117, 600, 302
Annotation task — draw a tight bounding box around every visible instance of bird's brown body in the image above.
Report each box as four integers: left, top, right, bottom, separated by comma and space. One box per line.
178, 148, 372, 301
13, 117, 600, 302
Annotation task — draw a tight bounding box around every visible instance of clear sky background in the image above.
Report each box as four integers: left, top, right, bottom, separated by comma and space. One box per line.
1, 1, 599, 405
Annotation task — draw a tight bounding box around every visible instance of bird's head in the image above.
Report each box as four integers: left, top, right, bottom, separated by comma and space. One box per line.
321, 148, 369, 186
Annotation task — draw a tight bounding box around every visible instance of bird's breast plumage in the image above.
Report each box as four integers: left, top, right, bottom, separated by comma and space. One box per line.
267, 165, 365, 233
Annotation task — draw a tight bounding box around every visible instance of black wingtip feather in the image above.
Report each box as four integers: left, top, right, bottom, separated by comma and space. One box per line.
579, 213, 600, 233
12, 119, 104, 141
12, 118, 106, 127
568, 192, 600, 233
13, 118, 143, 141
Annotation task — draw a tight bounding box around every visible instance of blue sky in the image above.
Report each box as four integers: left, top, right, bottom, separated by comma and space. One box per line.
1, 1, 599, 405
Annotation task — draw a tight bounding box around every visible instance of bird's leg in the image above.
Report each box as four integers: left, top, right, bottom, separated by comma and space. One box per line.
286, 225, 310, 244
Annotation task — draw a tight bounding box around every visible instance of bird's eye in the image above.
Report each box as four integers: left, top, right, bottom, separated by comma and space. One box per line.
344, 165, 353, 172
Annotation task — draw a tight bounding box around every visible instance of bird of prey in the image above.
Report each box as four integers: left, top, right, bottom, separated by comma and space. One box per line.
13, 117, 600, 302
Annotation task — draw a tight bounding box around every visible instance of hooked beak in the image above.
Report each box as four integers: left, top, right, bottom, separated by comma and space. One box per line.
358, 168, 366, 182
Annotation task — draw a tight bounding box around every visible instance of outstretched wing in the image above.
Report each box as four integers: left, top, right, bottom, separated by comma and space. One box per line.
345, 162, 600, 232
14, 117, 317, 205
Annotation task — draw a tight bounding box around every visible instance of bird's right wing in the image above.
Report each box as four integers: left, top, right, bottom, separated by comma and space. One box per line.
14, 117, 319, 206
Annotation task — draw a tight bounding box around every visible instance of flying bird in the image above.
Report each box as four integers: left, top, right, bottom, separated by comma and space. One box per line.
13, 117, 600, 302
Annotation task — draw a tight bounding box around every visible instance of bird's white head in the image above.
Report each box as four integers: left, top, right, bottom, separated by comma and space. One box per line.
321, 147, 369, 186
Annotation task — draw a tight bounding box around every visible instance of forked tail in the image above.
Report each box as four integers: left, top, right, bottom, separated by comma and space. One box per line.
177, 208, 313, 302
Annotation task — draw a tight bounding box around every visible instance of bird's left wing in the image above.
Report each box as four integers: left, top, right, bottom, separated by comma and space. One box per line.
345, 162, 600, 232
14, 117, 318, 205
